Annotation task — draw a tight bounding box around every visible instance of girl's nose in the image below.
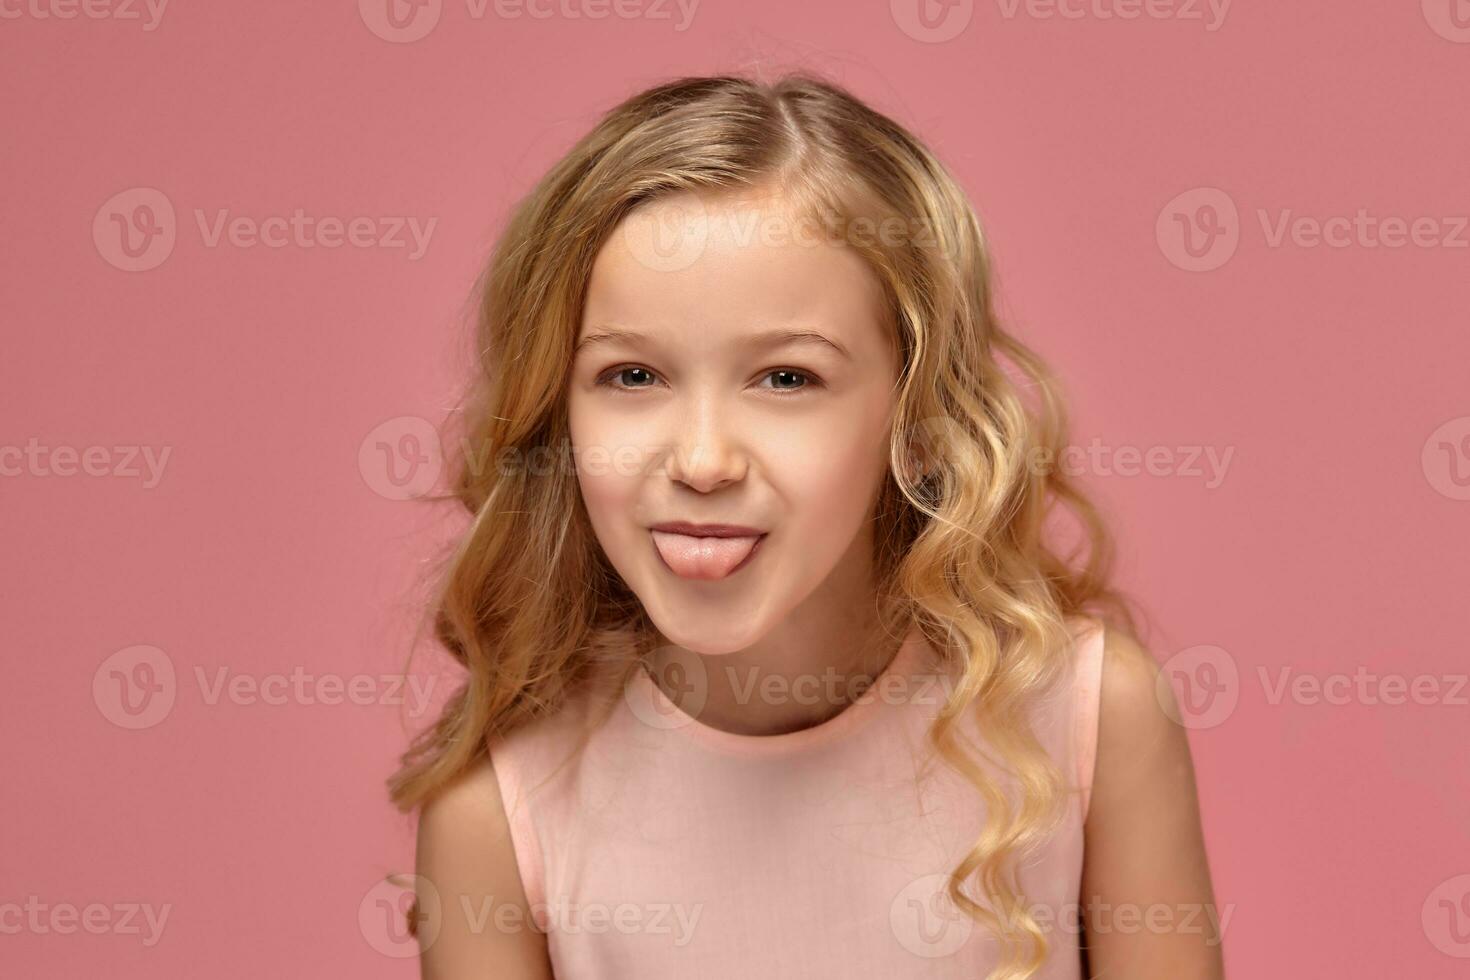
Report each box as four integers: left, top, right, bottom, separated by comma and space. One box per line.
662, 406, 747, 493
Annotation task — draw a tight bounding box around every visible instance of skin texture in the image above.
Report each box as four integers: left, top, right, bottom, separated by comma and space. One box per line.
566, 186, 907, 735
1079, 628, 1228, 977
415, 758, 554, 979
415, 188, 1225, 978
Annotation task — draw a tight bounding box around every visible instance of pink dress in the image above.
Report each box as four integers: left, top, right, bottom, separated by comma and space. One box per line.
490, 616, 1107, 978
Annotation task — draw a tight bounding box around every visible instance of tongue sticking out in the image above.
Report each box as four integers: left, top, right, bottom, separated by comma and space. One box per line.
651, 531, 762, 580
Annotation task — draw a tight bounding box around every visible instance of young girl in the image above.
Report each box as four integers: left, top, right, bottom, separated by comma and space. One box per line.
390, 73, 1224, 979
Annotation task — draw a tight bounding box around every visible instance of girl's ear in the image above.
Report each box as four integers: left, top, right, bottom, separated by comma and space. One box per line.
902, 442, 931, 482
900, 415, 962, 485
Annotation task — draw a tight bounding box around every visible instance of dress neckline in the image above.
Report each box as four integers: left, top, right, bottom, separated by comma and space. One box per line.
629, 625, 933, 757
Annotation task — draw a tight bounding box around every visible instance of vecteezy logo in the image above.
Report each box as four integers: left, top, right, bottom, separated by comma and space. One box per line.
1156, 187, 1240, 272
1422, 0, 1470, 43
1157, 644, 1239, 729
93, 644, 177, 729
890, 0, 974, 43
93, 188, 177, 272
890, 872, 973, 958
1422, 874, 1470, 957
1421, 416, 1470, 501
618, 195, 710, 274
624, 645, 709, 732
360, 873, 441, 957
358, 416, 444, 501
359, 0, 443, 43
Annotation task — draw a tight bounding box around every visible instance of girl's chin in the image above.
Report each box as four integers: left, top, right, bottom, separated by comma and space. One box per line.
650, 624, 763, 658
641, 605, 774, 658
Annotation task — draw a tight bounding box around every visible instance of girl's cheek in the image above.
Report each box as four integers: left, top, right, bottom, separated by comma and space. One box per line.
774, 410, 888, 492
570, 413, 651, 522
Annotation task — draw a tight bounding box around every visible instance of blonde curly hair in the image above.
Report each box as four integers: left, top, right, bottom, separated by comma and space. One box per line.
388, 71, 1140, 980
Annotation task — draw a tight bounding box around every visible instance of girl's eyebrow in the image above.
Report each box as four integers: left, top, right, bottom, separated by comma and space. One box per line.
744, 328, 852, 361
574, 328, 645, 356
575, 326, 851, 360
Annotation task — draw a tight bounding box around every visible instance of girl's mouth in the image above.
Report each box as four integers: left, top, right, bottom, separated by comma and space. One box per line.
649, 530, 766, 580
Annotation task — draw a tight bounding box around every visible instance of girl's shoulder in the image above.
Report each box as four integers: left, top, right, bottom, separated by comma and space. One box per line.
1006, 614, 1175, 829
1053, 614, 1108, 822
1081, 620, 1202, 830
1085, 619, 1173, 747
414, 755, 554, 975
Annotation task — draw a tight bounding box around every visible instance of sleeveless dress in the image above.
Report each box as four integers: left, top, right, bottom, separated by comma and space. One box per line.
489, 616, 1107, 978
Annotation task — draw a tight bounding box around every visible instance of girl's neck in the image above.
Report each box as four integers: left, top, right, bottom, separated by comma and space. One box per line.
646, 600, 910, 738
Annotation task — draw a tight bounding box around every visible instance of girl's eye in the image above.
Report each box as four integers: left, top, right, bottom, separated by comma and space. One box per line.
593, 365, 822, 394
596, 365, 662, 391
759, 369, 817, 393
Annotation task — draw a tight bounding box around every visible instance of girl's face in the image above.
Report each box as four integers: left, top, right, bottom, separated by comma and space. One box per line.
567, 188, 901, 656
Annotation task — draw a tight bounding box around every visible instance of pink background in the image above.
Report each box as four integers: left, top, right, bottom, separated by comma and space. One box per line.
4, 2, 1469, 977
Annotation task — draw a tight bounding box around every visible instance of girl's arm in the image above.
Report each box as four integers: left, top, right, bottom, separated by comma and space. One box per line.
1079, 628, 1228, 978
415, 758, 554, 979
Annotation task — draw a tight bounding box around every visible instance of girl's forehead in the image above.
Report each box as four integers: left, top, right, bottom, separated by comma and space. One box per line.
582, 193, 888, 349
631, 187, 831, 253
